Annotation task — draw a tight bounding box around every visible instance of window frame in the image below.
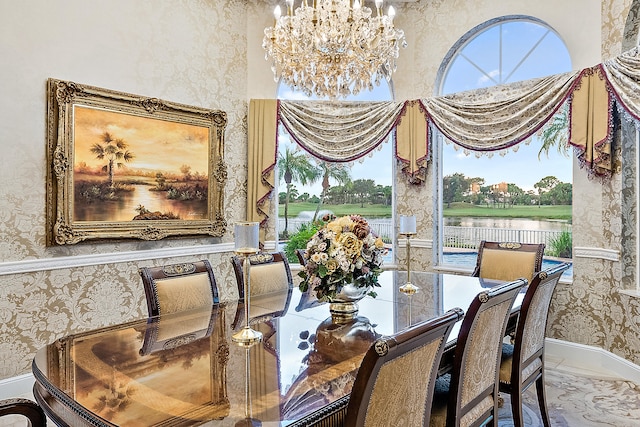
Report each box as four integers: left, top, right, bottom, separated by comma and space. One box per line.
433, 15, 573, 271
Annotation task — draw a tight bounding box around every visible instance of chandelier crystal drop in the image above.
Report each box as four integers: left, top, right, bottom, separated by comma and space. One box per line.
263, 0, 407, 99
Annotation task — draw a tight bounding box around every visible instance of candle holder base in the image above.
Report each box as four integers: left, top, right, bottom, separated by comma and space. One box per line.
232, 327, 263, 347
399, 282, 420, 295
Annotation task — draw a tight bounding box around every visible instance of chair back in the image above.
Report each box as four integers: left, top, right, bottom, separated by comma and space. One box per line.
231, 251, 293, 300
139, 260, 218, 317
344, 308, 465, 427
0, 398, 47, 427
295, 248, 307, 265
446, 278, 527, 426
472, 241, 545, 284
506, 262, 570, 386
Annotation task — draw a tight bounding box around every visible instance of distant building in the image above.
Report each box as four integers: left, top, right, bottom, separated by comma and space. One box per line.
491, 181, 508, 194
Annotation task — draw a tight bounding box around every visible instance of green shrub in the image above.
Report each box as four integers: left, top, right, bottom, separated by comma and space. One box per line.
283, 222, 321, 263
548, 229, 572, 258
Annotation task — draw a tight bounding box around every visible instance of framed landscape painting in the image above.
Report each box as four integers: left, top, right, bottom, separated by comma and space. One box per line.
46, 78, 227, 245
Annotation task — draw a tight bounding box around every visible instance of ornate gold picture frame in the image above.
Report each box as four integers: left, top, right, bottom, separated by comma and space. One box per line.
46, 78, 227, 245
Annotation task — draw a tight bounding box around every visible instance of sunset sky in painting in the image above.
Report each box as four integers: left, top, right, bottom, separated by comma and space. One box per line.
73, 106, 209, 176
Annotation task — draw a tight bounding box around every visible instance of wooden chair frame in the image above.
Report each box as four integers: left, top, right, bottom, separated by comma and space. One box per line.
231, 251, 293, 301
437, 278, 527, 427
471, 241, 545, 283
344, 308, 465, 427
295, 248, 307, 266
499, 263, 570, 427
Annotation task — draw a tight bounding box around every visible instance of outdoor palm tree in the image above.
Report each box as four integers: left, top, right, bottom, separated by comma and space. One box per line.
90, 132, 135, 188
277, 146, 320, 237
313, 161, 351, 220
538, 106, 570, 159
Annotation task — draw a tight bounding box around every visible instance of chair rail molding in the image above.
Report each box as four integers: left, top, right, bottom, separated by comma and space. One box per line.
573, 246, 620, 262
0, 243, 235, 276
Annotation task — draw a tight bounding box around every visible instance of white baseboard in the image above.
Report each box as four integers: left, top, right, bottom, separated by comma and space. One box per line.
0, 373, 34, 400
546, 338, 640, 384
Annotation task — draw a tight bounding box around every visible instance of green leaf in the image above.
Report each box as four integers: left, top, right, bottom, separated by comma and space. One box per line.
318, 265, 328, 277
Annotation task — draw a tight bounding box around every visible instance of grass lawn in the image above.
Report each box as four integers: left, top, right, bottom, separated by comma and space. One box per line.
442, 202, 571, 220
279, 202, 571, 220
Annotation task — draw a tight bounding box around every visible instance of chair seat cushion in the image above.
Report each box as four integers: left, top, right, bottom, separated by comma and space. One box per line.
431, 373, 495, 427
499, 343, 543, 385
430, 374, 451, 427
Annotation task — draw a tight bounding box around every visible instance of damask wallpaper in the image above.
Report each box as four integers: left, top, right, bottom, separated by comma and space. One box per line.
0, 0, 249, 379
1, 0, 640, 383
545, 0, 640, 365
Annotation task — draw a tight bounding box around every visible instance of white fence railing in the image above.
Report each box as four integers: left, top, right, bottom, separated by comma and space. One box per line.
279, 218, 569, 249
443, 226, 565, 250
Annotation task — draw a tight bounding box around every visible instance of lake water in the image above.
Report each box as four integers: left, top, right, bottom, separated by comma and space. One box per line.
75, 184, 208, 222
444, 217, 571, 231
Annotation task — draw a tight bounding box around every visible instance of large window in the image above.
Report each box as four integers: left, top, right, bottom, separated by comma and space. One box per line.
275, 82, 394, 259
436, 17, 574, 273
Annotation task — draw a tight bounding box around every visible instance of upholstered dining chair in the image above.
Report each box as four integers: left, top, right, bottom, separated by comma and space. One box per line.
471, 241, 545, 284
0, 398, 47, 426
499, 262, 570, 427
294, 308, 464, 427
345, 308, 465, 427
138, 260, 219, 317
231, 251, 293, 300
430, 278, 528, 427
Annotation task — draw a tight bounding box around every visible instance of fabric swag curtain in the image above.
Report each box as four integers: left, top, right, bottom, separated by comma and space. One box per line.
248, 47, 640, 227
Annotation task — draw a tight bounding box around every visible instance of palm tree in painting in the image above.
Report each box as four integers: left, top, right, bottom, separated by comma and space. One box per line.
90, 132, 135, 188
277, 146, 320, 237
313, 161, 351, 221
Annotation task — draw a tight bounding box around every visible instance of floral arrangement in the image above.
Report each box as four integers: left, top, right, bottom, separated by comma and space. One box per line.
298, 214, 387, 301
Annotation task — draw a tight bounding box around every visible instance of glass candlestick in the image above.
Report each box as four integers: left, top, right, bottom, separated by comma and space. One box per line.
399, 232, 419, 295
234, 346, 262, 427
399, 215, 416, 234
398, 215, 419, 295
232, 222, 263, 346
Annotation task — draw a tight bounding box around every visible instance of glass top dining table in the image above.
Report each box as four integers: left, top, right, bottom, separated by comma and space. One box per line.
32, 270, 522, 427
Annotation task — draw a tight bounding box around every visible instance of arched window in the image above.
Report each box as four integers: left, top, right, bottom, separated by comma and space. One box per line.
275, 81, 394, 256
435, 16, 574, 273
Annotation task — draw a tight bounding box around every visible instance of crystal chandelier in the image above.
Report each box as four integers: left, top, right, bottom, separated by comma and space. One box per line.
263, 0, 407, 99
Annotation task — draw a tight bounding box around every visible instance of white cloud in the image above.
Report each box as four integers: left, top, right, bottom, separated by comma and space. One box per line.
477, 69, 501, 85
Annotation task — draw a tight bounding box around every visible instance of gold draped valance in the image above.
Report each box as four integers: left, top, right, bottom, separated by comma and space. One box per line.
248, 48, 640, 227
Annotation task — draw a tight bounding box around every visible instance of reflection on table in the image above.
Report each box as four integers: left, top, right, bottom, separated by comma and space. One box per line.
32, 271, 522, 426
